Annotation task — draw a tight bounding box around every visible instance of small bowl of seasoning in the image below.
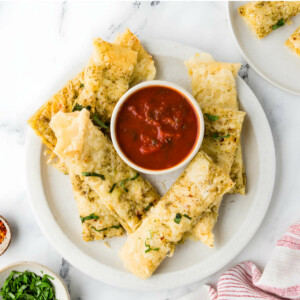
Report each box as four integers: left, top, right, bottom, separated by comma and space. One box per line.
0, 216, 11, 256
0, 262, 70, 299
111, 80, 204, 175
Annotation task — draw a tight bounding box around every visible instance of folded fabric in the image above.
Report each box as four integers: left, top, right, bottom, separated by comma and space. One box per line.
179, 221, 300, 300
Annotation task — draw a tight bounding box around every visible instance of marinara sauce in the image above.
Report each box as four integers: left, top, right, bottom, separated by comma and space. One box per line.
116, 86, 199, 170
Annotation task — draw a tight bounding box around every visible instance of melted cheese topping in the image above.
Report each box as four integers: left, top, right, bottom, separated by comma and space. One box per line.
114, 28, 156, 86
185, 60, 241, 109
76, 39, 137, 122
238, 1, 300, 38
70, 173, 124, 241
50, 109, 160, 233
28, 29, 157, 241
185, 54, 246, 246
285, 25, 300, 56
201, 106, 246, 174
119, 151, 234, 279
185, 54, 245, 195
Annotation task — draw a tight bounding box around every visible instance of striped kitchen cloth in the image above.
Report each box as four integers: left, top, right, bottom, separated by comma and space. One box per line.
179, 221, 300, 300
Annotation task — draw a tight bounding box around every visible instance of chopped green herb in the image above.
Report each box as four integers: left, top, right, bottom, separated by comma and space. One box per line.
91, 225, 122, 232
174, 213, 182, 224
80, 83, 84, 88
110, 225, 122, 230
145, 230, 159, 253
109, 183, 117, 193
92, 114, 108, 129
80, 213, 99, 223
272, 19, 285, 30
120, 173, 140, 192
0, 270, 57, 300
72, 103, 83, 111
212, 133, 230, 140
82, 172, 105, 180
144, 203, 153, 212
204, 113, 219, 121
183, 214, 192, 220
72, 103, 91, 112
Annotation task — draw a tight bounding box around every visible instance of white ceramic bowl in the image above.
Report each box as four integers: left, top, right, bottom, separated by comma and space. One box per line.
111, 80, 204, 175
0, 216, 11, 256
0, 262, 70, 300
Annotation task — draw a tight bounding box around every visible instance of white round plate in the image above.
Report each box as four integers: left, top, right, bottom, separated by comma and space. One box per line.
228, 2, 300, 96
0, 262, 70, 300
26, 39, 275, 291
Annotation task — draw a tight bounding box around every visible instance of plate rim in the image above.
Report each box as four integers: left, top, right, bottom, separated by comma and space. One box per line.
227, 1, 300, 96
25, 38, 276, 291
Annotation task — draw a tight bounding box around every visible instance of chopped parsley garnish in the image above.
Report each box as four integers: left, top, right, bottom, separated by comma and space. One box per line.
82, 172, 105, 180
145, 230, 159, 253
92, 114, 108, 129
0, 270, 56, 300
109, 183, 117, 193
204, 113, 219, 121
91, 225, 122, 232
174, 213, 182, 224
80, 83, 84, 88
80, 213, 99, 223
72, 103, 91, 112
183, 214, 192, 220
120, 173, 140, 192
272, 19, 285, 30
144, 203, 153, 212
212, 133, 230, 140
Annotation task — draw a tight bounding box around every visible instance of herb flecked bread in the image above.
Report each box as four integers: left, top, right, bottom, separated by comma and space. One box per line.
28, 29, 156, 240
50, 109, 160, 234
285, 25, 300, 56
120, 151, 234, 279
185, 53, 246, 247
238, 1, 300, 39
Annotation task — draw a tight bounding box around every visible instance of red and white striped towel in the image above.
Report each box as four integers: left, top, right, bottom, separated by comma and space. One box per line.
179, 221, 300, 300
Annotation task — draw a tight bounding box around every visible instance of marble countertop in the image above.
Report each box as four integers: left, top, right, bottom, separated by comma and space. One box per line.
1, 1, 299, 299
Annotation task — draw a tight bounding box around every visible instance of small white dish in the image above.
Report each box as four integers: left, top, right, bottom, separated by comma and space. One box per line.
110, 80, 204, 175
0, 261, 70, 300
0, 216, 11, 256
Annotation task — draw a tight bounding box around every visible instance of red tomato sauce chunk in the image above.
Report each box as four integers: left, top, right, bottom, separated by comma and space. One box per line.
116, 86, 199, 170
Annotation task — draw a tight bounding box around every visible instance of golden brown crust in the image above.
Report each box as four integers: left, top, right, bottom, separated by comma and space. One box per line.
120, 151, 234, 279
28, 30, 157, 241
185, 54, 246, 246
70, 173, 124, 241
28, 72, 85, 150
238, 1, 300, 39
50, 110, 160, 234
285, 25, 300, 56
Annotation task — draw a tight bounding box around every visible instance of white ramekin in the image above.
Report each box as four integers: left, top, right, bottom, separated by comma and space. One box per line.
110, 80, 204, 175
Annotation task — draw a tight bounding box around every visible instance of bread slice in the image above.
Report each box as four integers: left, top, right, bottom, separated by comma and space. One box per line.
185, 54, 245, 194
285, 25, 300, 57
50, 109, 160, 234
185, 54, 246, 246
120, 151, 234, 279
238, 1, 300, 39
191, 106, 246, 246
70, 172, 124, 241
114, 28, 156, 86
28, 29, 157, 240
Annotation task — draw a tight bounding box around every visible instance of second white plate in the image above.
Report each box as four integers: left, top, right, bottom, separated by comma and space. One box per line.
26, 39, 276, 291
228, 1, 300, 96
